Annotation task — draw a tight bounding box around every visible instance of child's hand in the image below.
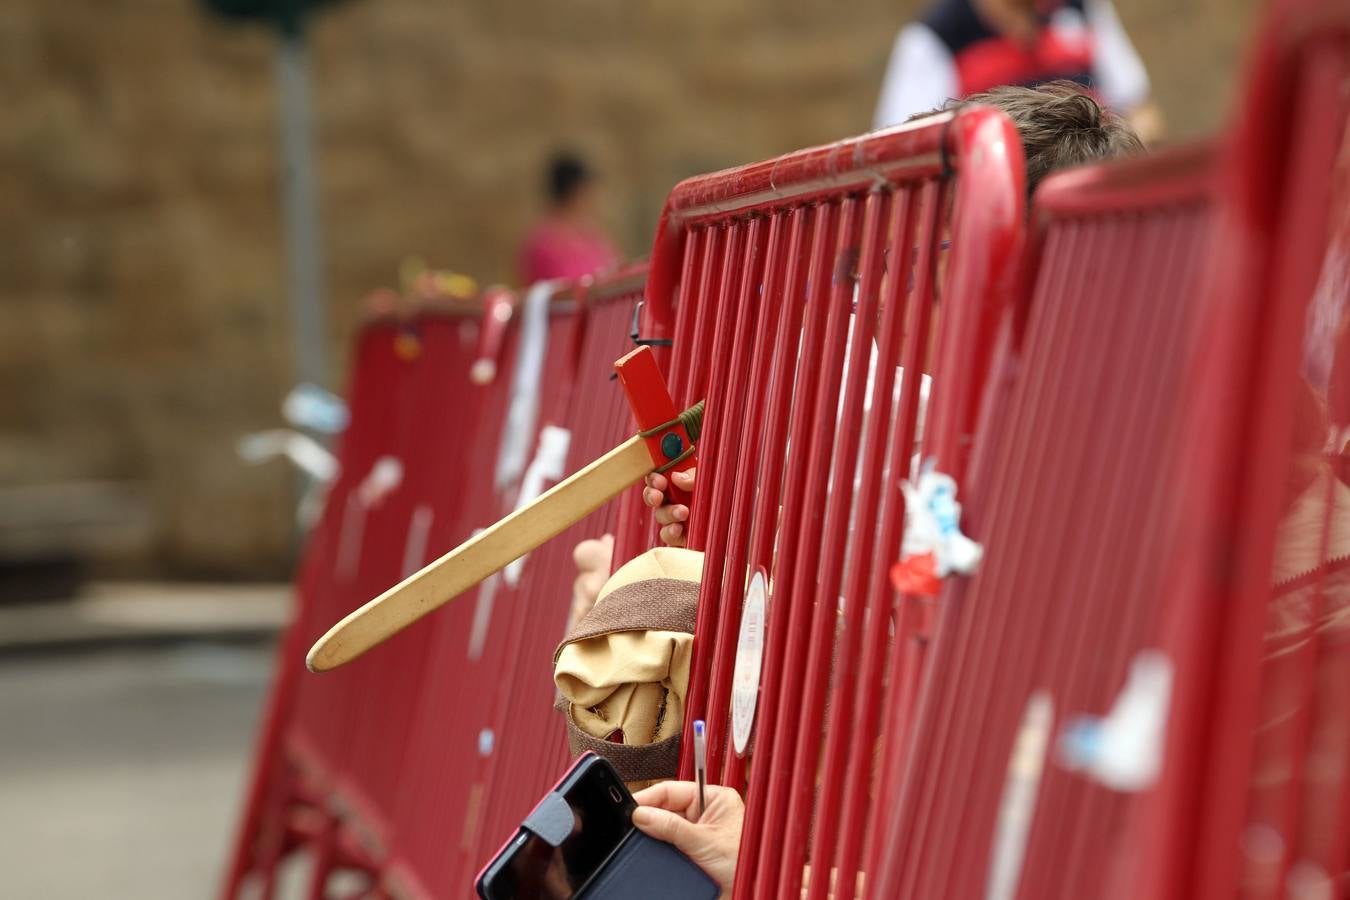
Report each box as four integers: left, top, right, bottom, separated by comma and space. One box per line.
570, 534, 614, 625
642, 468, 697, 547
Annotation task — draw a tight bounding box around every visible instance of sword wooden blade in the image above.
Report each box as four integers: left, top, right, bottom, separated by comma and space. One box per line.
307, 434, 653, 673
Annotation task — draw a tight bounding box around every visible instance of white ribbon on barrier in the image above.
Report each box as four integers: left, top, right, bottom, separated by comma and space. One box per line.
1057, 649, 1174, 792
503, 425, 573, 587
494, 279, 562, 495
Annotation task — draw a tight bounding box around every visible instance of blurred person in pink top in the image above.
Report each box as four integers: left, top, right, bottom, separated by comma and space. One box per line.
519, 152, 620, 285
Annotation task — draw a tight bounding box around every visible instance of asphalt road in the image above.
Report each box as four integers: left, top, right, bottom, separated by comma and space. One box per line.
0, 642, 276, 897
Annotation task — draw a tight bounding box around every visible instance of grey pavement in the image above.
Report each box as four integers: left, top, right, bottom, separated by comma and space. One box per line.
0, 594, 285, 897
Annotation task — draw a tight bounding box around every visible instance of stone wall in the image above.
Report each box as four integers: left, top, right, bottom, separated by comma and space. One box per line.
0, 0, 1258, 577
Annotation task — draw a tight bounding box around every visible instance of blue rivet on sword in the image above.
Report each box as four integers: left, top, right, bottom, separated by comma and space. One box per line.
661, 432, 684, 460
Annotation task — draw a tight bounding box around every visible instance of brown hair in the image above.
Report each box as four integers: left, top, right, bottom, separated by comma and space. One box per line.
945, 81, 1145, 197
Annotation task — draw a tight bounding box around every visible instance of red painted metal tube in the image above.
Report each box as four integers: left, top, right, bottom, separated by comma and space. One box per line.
752, 197, 860, 899
730, 203, 841, 900
705, 208, 810, 792
679, 223, 751, 782
696, 214, 781, 786
806, 187, 912, 900
778, 190, 890, 900
644, 117, 952, 333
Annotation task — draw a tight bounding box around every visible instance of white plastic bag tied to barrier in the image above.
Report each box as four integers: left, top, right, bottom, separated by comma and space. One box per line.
400, 504, 435, 580
357, 456, 404, 508
467, 566, 499, 662
1057, 649, 1174, 792
892, 459, 983, 597
334, 455, 404, 583
503, 425, 572, 587
494, 279, 562, 495
986, 691, 1055, 900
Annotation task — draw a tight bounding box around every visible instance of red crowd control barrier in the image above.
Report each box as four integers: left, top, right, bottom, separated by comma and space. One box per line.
874, 141, 1222, 900
639, 108, 1027, 900
219, 295, 526, 895
465, 267, 655, 885
222, 267, 655, 899
877, 3, 1350, 898
223, 317, 444, 897
382, 268, 653, 898
318, 307, 554, 885
226, 5, 1350, 896
1164, 4, 1350, 895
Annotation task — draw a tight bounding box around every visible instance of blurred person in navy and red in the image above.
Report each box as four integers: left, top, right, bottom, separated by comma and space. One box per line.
875, 0, 1163, 143
520, 152, 620, 285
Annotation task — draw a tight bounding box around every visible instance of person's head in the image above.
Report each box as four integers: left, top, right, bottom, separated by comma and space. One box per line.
547, 151, 594, 213
948, 81, 1145, 197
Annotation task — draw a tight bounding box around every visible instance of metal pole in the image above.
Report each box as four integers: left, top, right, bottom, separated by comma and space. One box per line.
275, 24, 329, 389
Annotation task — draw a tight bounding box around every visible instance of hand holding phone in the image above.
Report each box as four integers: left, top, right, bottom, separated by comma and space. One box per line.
631, 780, 745, 895
476, 754, 719, 900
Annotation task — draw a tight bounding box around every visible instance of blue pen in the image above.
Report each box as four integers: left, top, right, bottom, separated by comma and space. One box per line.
693, 720, 708, 821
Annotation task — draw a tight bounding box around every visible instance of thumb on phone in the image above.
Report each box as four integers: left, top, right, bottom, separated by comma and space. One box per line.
632, 806, 700, 852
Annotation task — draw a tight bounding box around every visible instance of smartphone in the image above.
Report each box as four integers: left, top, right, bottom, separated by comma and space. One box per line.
475, 753, 639, 899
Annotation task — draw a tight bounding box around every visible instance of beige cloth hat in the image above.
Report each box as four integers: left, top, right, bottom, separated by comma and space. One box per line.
554, 546, 703, 787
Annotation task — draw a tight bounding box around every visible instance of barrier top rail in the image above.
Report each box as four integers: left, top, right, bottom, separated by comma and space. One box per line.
645, 112, 1021, 334
643, 108, 1024, 470
1033, 140, 1220, 217
578, 263, 648, 303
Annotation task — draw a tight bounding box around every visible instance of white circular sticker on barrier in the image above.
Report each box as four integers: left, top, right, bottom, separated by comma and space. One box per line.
731, 569, 768, 756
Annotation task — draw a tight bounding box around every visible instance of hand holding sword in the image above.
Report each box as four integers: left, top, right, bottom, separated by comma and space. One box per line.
306, 345, 701, 673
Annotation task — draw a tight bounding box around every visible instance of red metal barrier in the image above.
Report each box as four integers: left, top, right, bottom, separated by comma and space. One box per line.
876, 4, 1350, 898
222, 316, 450, 896
640, 108, 1027, 899
1171, 4, 1350, 896
227, 6, 1350, 893
874, 140, 1222, 900
378, 266, 654, 898
461, 267, 655, 885
320, 308, 541, 884
222, 281, 576, 896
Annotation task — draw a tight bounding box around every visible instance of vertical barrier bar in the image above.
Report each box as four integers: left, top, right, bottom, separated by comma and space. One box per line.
861, 178, 948, 894
778, 189, 889, 900
831, 189, 923, 900
706, 207, 808, 791
669, 227, 708, 404
731, 201, 841, 900
683, 227, 729, 414
678, 223, 748, 777
751, 196, 860, 899
686, 215, 776, 786
808, 187, 915, 900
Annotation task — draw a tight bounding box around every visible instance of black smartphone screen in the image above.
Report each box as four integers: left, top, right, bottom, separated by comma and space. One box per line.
480, 757, 638, 900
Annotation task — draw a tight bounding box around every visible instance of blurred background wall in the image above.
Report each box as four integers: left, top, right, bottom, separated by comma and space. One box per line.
0, 0, 1257, 580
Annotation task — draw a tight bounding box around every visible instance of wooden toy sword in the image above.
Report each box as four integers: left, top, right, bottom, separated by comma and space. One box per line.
306, 346, 700, 673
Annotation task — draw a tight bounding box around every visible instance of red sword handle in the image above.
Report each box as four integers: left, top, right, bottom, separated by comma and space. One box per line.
614, 346, 698, 508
